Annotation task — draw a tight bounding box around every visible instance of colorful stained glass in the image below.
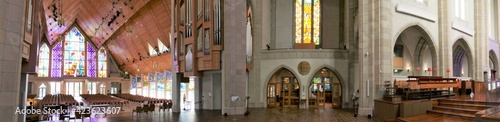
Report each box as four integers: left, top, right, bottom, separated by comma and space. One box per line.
51, 42, 62, 77
295, 0, 321, 45
38, 44, 50, 77
132, 76, 136, 88
64, 28, 86, 77
313, 77, 321, 83
303, 0, 312, 44
149, 73, 155, 82
87, 44, 97, 77
137, 76, 142, 88
143, 75, 149, 87
313, 0, 320, 45
98, 48, 107, 77
295, 0, 302, 43
166, 71, 172, 91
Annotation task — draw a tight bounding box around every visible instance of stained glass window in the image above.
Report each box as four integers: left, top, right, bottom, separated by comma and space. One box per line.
38, 44, 50, 77
87, 44, 97, 77
51, 42, 62, 77
64, 28, 86, 77
98, 48, 107, 77
295, 0, 321, 45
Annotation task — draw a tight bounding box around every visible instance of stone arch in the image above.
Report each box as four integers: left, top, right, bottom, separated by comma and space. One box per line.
452, 38, 473, 77
392, 24, 438, 76
306, 65, 347, 108
489, 50, 498, 79
263, 65, 301, 107
306, 65, 347, 95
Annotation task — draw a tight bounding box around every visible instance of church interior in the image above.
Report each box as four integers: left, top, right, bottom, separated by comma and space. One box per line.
1, 0, 500, 121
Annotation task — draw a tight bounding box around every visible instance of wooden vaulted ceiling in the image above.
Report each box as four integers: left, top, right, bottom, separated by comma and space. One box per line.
42, 0, 172, 75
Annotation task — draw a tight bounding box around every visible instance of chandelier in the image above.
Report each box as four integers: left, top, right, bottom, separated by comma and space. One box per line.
49, 0, 64, 27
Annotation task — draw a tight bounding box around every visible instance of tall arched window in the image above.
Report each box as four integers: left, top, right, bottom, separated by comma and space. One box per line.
38, 44, 50, 77
39, 83, 46, 98
64, 28, 86, 77
295, 0, 321, 46
98, 48, 107, 77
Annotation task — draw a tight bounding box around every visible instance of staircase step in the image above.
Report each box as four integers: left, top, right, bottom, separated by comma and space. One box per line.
439, 102, 492, 108
439, 99, 500, 106
433, 106, 481, 114
427, 109, 475, 119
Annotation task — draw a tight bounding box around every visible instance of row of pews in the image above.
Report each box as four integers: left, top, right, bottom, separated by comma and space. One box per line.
112, 93, 171, 104
80, 94, 128, 105
40, 94, 78, 106
394, 76, 460, 100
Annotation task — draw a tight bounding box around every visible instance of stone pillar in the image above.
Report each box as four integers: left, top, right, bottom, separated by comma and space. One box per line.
18, 73, 28, 122
474, 0, 487, 81
194, 76, 202, 109
248, 0, 268, 108
0, 0, 26, 122
170, 0, 181, 113
358, 0, 392, 116
222, 0, 247, 115
437, 0, 453, 78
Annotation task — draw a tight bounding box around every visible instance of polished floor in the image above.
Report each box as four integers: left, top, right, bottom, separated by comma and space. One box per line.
35, 98, 376, 122
40, 103, 375, 122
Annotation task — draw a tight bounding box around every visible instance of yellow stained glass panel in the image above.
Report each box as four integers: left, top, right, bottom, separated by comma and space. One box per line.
313, 0, 320, 45
295, 0, 302, 43
303, 1, 312, 44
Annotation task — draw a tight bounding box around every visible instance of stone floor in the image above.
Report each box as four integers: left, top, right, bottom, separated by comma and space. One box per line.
41, 107, 376, 122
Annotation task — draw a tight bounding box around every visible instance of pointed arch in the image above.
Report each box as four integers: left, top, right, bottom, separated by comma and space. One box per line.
38, 43, 50, 77
98, 47, 108, 78
393, 24, 438, 76
452, 38, 473, 77
489, 50, 498, 79
264, 65, 301, 108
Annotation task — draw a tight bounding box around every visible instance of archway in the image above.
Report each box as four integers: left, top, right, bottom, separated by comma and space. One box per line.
266, 68, 300, 108
308, 68, 342, 108
452, 39, 473, 77
489, 50, 498, 80
393, 25, 437, 76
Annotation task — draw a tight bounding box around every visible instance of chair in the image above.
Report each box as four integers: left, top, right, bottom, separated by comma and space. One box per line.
75, 109, 82, 119
82, 108, 91, 119
149, 104, 155, 113
132, 106, 142, 116
142, 106, 149, 114
159, 102, 168, 112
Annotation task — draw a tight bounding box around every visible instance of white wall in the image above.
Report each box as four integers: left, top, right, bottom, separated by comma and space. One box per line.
391, 0, 439, 47
274, 0, 293, 49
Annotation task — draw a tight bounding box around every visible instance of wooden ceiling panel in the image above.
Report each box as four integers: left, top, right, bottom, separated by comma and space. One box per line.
43, 0, 171, 75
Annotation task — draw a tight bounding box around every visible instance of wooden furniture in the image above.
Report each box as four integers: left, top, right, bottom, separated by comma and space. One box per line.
112, 93, 170, 103
133, 106, 142, 116
403, 76, 458, 100
80, 94, 126, 105
149, 104, 155, 113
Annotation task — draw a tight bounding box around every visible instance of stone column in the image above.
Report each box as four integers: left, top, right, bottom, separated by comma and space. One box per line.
248, 0, 268, 108
194, 76, 202, 109
0, 0, 26, 122
170, 0, 181, 113
474, 0, 487, 81
437, 0, 453, 78
222, 0, 247, 115
358, 0, 392, 116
